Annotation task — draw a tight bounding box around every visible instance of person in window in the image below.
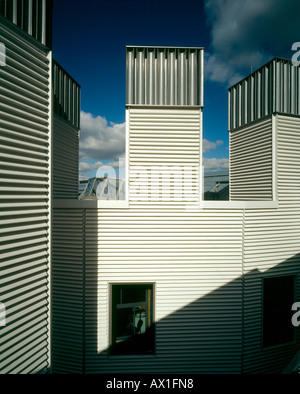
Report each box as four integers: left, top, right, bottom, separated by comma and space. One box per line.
136, 318, 143, 334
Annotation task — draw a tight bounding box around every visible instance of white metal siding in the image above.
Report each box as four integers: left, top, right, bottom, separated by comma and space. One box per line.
83, 208, 244, 373
128, 107, 202, 208
0, 21, 51, 373
230, 116, 273, 201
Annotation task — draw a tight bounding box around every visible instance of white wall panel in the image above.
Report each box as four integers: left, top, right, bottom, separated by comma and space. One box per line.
129, 108, 202, 208
80, 208, 244, 374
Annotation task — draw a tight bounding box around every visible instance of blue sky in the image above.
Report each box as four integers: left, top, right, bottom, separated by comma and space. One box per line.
52, 0, 300, 179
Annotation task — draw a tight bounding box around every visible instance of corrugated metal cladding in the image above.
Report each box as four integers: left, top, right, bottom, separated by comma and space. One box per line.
51, 206, 244, 373
0, 18, 51, 373
228, 58, 300, 131
129, 107, 201, 208
51, 209, 85, 374
53, 115, 79, 199
126, 46, 204, 106
51, 113, 300, 374
0, 0, 53, 48
52, 61, 80, 199
230, 116, 273, 201
242, 113, 300, 373
53, 60, 80, 129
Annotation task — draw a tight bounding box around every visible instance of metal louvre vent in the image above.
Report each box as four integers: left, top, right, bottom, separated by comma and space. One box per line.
126, 46, 204, 106
0, 20, 51, 373
53, 60, 80, 129
0, 0, 52, 47
228, 57, 300, 131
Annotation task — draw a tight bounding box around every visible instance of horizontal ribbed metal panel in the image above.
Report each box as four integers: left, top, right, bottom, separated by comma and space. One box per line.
242, 115, 300, 373
229, 58, 300, 131
230, 116, 273, 201
128, 107, 202, 208
53, 114, 79, 199
126, 46, 204, 106
51, 113, 300, 374
82, 208, 244, 374
51, 209, 85, 374
53, 60, 80, 129
0, 0, 52, 47
0, 20, 51, 373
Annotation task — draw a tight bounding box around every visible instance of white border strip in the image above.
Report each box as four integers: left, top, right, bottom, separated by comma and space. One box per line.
53, 199, 278, 210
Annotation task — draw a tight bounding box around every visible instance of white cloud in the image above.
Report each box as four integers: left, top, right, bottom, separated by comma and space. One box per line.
204, 0, 300, 86
203, 139, 224, 153
203, 157, 229, 170
79, 161, 104, 172
80, 111, 125, 161
79, 159, 122, 179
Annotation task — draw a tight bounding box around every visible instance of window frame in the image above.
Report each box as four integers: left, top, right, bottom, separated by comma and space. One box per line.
262, 275, 296, 350
108, 282, 156, 357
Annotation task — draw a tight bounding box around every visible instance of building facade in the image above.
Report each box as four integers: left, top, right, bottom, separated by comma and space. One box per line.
0, 3, 299, 374
52, 50, 300, 373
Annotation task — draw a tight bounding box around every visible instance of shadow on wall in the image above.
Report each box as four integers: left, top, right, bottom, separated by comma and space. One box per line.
51, 221, 300, 374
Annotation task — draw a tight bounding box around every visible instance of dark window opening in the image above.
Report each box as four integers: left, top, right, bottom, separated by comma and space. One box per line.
110, 284, 154, 355
263, 275, 295, 348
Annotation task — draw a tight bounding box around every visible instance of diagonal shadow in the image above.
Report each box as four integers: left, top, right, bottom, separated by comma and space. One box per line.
51, 224, 300, 374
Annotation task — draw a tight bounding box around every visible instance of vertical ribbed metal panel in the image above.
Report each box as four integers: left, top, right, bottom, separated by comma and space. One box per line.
128, 107, 202, 208
51, 208, 85, 374
229, 58, 300, 131
0, 19, 51, 373
0, 0, 52, 47
126, 46, 204, 106
230, 116, 273, 201
53, 60, 80, 129
241, 114, 300, 373
53, 114, 79, 199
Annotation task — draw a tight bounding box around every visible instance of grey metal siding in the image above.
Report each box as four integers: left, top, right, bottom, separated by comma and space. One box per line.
53, 60, 80, 129
0, 19, 51, 373
230, 116, 273, 201
0, 0, 52, 47
53, 114, 79, 199
51, 208, 85, 374
126, 46, 204, 106
228, 58, 300, 131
